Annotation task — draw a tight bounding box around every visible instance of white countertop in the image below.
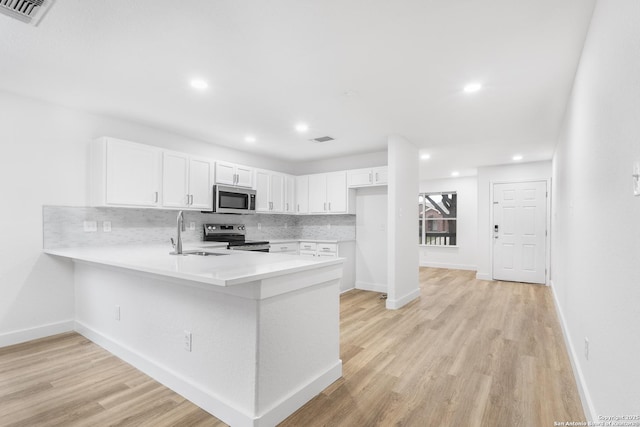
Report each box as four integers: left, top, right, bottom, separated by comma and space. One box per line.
268, 238, 354, 244
45, 244, 343, 287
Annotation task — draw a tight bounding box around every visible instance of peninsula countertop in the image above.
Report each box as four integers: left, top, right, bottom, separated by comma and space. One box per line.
45, 244, 343, 287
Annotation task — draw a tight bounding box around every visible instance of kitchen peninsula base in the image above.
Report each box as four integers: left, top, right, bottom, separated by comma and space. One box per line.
52, 248, 343, 427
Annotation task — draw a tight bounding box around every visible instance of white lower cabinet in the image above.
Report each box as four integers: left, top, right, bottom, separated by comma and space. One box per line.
269, 242, 299, 254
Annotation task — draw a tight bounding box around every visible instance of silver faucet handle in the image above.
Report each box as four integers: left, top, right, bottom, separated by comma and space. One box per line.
170, 238, 176, 248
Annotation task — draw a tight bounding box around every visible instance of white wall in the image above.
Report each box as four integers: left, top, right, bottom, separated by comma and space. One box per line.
0, 90, 291, 346
419, 176, 478, 271
292, 150, 387, 175
386, 136, 419, 309
551, 0, 640, 419
476, 161, 551, 280
355, 186, 388, 292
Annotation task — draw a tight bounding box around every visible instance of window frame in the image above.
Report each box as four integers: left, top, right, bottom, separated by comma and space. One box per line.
419, 191, 458, 247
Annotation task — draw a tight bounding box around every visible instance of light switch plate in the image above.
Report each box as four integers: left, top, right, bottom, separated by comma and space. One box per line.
103, 221, 112, 232
83, 221, 97, 232
189, 222, 196, 231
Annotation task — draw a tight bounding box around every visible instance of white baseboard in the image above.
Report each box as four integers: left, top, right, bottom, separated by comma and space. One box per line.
419, 262, 477, 271
0, 319, 74, 348
76, 321, 341, 427
475, 272, 491, 280
386, 288, 420, 310
549, 281, 597, 422
355, 280, 387, 293
255, 361, 342, 427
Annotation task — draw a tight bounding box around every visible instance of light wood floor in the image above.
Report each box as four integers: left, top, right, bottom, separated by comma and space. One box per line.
0, 268, 585, 426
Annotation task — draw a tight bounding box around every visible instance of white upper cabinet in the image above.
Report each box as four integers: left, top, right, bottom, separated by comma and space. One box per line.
284, 175, 296, 213
91, 137, 161, 207
215, 161, 253, 188
188, 157, 214, 209
255, 169, 285, 213
162, 151, 213, 210
347, 166, 388, 188
295, 175, 309, 214
308, 171, 354, 214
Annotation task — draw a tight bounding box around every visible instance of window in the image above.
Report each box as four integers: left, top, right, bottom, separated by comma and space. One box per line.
419, 191, 457, 246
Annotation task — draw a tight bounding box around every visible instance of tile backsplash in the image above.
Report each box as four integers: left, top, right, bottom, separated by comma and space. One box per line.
43, 206, 356, 249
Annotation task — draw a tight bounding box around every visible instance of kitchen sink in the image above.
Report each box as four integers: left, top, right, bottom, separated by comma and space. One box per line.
183, 250, 229, 256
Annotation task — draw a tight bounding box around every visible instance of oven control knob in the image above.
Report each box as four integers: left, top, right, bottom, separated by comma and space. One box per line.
239, 225, 245, 230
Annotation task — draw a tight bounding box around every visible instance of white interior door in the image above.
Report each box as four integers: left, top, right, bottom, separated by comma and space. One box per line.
493, 181, 547, 284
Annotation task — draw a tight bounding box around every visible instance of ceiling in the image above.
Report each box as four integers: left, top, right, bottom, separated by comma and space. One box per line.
0, 0, 596, 179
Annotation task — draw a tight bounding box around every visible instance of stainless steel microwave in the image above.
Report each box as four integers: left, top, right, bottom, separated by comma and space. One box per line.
206, 185, 256, 214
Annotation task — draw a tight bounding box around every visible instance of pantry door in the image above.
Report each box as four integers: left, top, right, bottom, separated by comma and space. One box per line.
492, 181, 547, 284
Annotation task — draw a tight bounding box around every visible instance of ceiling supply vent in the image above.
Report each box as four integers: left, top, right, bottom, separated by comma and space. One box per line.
309, 136, 335, 143
0, 0, 55, 26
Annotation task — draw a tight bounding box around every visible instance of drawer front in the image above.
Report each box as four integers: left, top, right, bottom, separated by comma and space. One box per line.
299, 242, 317, 251
299, 250, 316, 257
271, 242, 298, 252
317, 243, 337, 253
317, 252, 337, 258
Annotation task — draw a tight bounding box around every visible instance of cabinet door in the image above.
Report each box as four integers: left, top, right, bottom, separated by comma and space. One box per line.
284, 175, 295, 213
106, 139, 160, 206
295, 176, 309, 214
162, 152, 189, 208
235, 165, 254, 188
255, 170, 271, 212
308, 174, 328, 213
372, 166, 388, 185
188, 157, 213, 210
215, 161, 236, 186
270, 173, 285, 212
348, 168, 373, 187
326, 171, 347, 213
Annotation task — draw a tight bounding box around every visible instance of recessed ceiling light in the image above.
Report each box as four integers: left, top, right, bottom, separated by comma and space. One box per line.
512, 155, 523, 161
451, 171, 460, 177
245, 136, 257, 143
463, 82, 482, 93
421, 153, 431, 160
295, 123, 309, 133
190, 79, 208, 90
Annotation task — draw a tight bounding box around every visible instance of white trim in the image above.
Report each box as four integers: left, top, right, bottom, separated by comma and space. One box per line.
419, 244, 459, 248
254, 361, 342, 427
419, 261, 476, 271
475, 272, 492, 280
355, 280, 387, 293
549, 281, 597, 422
0, 319, 74, 348
75, 321, 341, 427
386, 288, 420, 310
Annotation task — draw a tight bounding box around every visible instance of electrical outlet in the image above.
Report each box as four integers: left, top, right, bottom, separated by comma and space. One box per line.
114, 305, 120, 321
258, 223, 261, 230
184, 330, 192, 352
633, 161, 640, 196
189, 222, 196, 231
327, 223, 331, 230
103, 221, 112, 232
584, 337, 589, 360
284, 223, 288, 229
83, 221, 97, 232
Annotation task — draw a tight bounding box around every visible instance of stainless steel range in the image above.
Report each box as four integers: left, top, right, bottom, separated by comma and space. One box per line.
203, 224, 270, 252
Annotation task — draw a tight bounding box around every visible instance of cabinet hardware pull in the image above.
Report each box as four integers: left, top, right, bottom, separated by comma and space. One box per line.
328, 202, 331, 211
369, 172, 372, 183
154, 192, 158, 203
190, 195, 193, 205
286, 202, 289, 211
324, 202, 327, 211
297, 204, 300, 212
375, 173, 378, 181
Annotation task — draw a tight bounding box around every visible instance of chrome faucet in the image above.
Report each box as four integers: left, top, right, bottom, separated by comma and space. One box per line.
170, 210, 186, 255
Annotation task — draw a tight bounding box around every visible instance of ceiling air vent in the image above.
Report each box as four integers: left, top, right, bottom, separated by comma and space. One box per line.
0, 0, 55, 26
309, 136, 335, 143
